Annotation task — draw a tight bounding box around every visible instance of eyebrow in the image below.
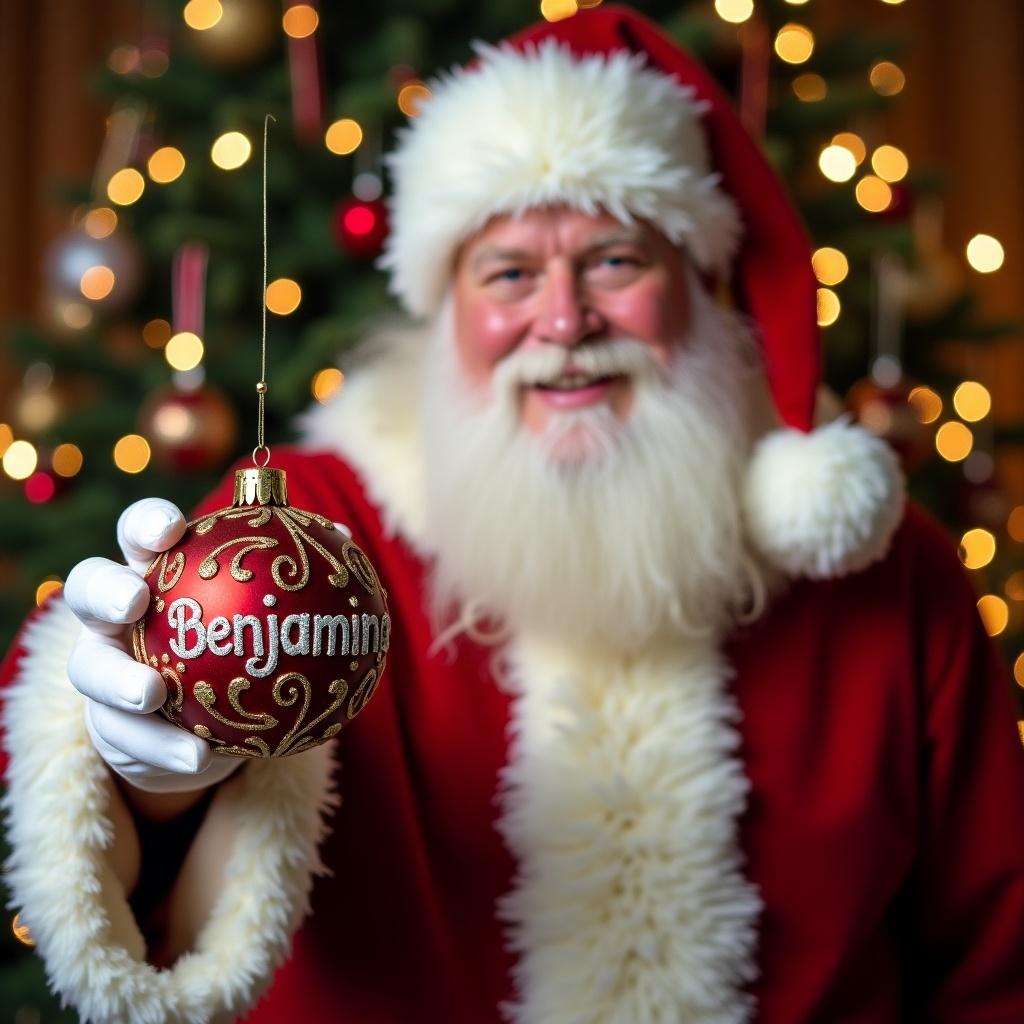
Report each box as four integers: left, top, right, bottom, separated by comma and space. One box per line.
468, 230, 649, 273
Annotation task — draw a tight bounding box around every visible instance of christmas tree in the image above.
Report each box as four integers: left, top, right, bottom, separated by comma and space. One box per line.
2, 0, 1021, 1013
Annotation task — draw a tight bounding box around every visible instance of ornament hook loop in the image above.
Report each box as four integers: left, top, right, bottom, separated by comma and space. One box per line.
252, 444, 271, 468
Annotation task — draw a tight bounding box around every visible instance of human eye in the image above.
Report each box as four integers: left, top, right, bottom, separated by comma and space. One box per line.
481, 264, 536, 297
586, 248, 647, 284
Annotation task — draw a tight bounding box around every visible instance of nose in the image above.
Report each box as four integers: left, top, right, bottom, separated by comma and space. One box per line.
534, 263, 604, 347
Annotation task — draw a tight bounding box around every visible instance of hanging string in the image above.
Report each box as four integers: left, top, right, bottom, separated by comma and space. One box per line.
254, 113, 276, 469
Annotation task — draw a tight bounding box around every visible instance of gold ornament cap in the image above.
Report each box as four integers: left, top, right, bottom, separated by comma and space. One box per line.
233, 467, 289, 507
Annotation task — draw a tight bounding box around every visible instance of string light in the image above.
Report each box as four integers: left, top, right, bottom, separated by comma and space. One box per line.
959, 528, 996, 570
113, 434, 151, 474
108, 45, 141, 75
1014, 653, 1024, 686
11, 913, 34, 947
812, 247, 849, 286
832, 132, 866, 165
855, 175, 893, 212
977, 595, 1009, 637
106, 168, 145, 206
870, 61, 905, 96
1005, 572, 1024, 602
1009, 506, 1024, 542
714, 0, 754, 24
774, 24, 814, 65
792, 73, 826, 102
871, 144, 909, 182
83, 207, 118, 239
907, 386, 942, 424
183, 0, 223, 30
816, 288, 840, 327
211, 132, 252, 171
35, 579, 63, 608
25, 471, 56, 504
142, 318, 172, 349
61, 302, 92, 329
147, 146, 186, 184
3, 440, 38, 480
79, 266, 116, 301
52, 443, 83, 477
265, 278, 302, 315
312, 368, 345, 403
966, 234, 1004, 273
397, 82, 432, 117
283, 4, 318, 37
935, 421, 973, 462
953, 381, 992, 422
165, 332, 204, 371
343, 203, 378, 237
0, 423, 13, 456
819, 145, 857, 183
325, 118, 363, 155
540, 0, 578, 21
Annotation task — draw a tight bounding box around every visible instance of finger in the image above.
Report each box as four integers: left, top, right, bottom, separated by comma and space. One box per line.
117, 498, 186, 574
86, 700, 213, 776
68, 629, 166, 713
64, 558, 151, 637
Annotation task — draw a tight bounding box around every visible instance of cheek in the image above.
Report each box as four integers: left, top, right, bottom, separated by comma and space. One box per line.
603, 277, 687, 360
454, 297, 528, 383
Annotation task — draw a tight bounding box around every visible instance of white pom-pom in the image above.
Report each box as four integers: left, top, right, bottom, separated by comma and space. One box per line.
743, 418, 905, 579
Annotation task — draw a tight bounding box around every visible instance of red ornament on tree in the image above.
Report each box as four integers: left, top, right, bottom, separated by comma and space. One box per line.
132, 467, 390, 757
332, 197, 389, 259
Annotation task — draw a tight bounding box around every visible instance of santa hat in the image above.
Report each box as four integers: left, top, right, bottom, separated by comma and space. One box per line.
381, 4, 904, 580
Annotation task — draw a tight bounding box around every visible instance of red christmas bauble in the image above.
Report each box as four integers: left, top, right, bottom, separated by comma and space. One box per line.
138, 385, 239, 474
332, 197, 389, 259
132, 467, 390, 757
846, 376, 934, 473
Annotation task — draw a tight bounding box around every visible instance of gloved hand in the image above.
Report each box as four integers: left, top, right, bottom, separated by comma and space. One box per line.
64, 498, 242, 794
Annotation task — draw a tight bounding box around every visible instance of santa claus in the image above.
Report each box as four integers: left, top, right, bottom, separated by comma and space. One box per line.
2, 6, 1023, 1024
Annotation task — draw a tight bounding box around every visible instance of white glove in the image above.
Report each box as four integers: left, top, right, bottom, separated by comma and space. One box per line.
64, 498, 242, 794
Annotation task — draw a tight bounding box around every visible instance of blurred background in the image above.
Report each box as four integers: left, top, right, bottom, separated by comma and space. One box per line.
0, 0, 1022, 1017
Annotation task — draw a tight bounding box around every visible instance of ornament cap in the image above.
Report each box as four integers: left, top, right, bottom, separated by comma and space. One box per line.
232, 467, 289, 507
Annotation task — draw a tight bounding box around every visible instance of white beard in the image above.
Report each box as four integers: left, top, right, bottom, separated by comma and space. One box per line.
419, 274, 765, 651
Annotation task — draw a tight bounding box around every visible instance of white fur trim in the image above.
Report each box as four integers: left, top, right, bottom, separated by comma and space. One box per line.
2, 599, 338, 1024
497, 636, 761, 1023
742, 419, 905, 580
296, 320, 432, 556
381, 40, 741, 317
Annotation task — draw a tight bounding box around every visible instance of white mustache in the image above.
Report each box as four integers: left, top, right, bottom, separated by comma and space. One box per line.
492, 338, 664, 391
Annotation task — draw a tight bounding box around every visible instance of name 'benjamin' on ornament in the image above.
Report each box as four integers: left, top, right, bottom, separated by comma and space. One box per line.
167, 594, 392, 678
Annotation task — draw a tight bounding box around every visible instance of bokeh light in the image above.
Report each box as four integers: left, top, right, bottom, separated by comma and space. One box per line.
1005, 572, 1024, 602
871, 144, 909, 182
183, 0, 223, 30
907, 386, 942, 424
147, 146, 186, 184
953, 381, 992, 422
540, 0, 578, 21
106, 168, 145, 206
977, 595, 1009, 637
35, 579, 63, 608
3, 440, 38, 480
83, 207, 118, 239
25, 471, 56, 504
282, 4, 319, 37
165, 332, 205, 371
870, 61, 905, 96
0, 423, 13, 456
832, 132, 866, 165
79, 265, 116, 301
1014, 653, 1024, 687
325, 118, 363, 155
792, 73, 826, 102
816, 288, 840, 327
113, 434, 151, 474
52, 443, 83, 477
1009, 505, 1024, 542
774, 24, 814, 65
935, 421, 973, 462
142, 318, 172, 349
61, 302, 93, 329
959, 528, 996, 570
714, 0, 753, 23
966, 234, 1004, 273
819, 145, 857, 183
265, 278, 302, 315
855, 175, 893, 213
211, 131, 252, 170
398, 82, 432, 117
312, 368, 345, 403
812, 247, 849, 286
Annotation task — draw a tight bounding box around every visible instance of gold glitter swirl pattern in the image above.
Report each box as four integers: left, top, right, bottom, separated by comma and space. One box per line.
193, 679, 278, 732
347, 667, 380, 720
342, 542, 379, 595
162, 666, 185, 713
197, 536, 279, 582
147, 550, 185, 592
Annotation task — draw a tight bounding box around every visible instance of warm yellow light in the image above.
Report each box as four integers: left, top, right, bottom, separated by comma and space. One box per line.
966, 234, 1005, 274
397, 82, 433, 118
113, 434, 151, 474
774, 24, 814, 65
108, 45, 140, 75
18, 393, 58, 433
540, 0, 578, 21
832, 132, 866, 165
977, 595, 1009, 637
283, 4, 318, 37
183, 0, 223, 30
871, 144, 909, 182
312, 368, 345, 403
325, 118, 363, 156
879, 0, 905, 5
812, 247, 849, 286
106, 168, 145, 206
1009, 506, 1024, 542
819, 145, 856, 183
0, 423, 12, 457
34, 579, 63, 608
907, 386, 942, 424
959, 528, 996, 570
211, 131, 252, 171
83, 207, 118, 239
714, 0, 754, 24
165, 331, 205, 371
870, 61, 905, 96
3, 440, 38, 481
784, 0, 810, 4
1006, 572, 1024, 602
142, 318, 172, 349
953, 381, 992, 422
855, 175, 893, 213
816, 288, 841, 327
792, 73, 826, 102
265, 278, 302, 315
1014, 653, 1024, 687
147, 146, 186, 184
52, 443, 83, 478
935, 421, 973, 462
11, 913, 34, 947
61, 302, 93, 329
79, 265, 116, 301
